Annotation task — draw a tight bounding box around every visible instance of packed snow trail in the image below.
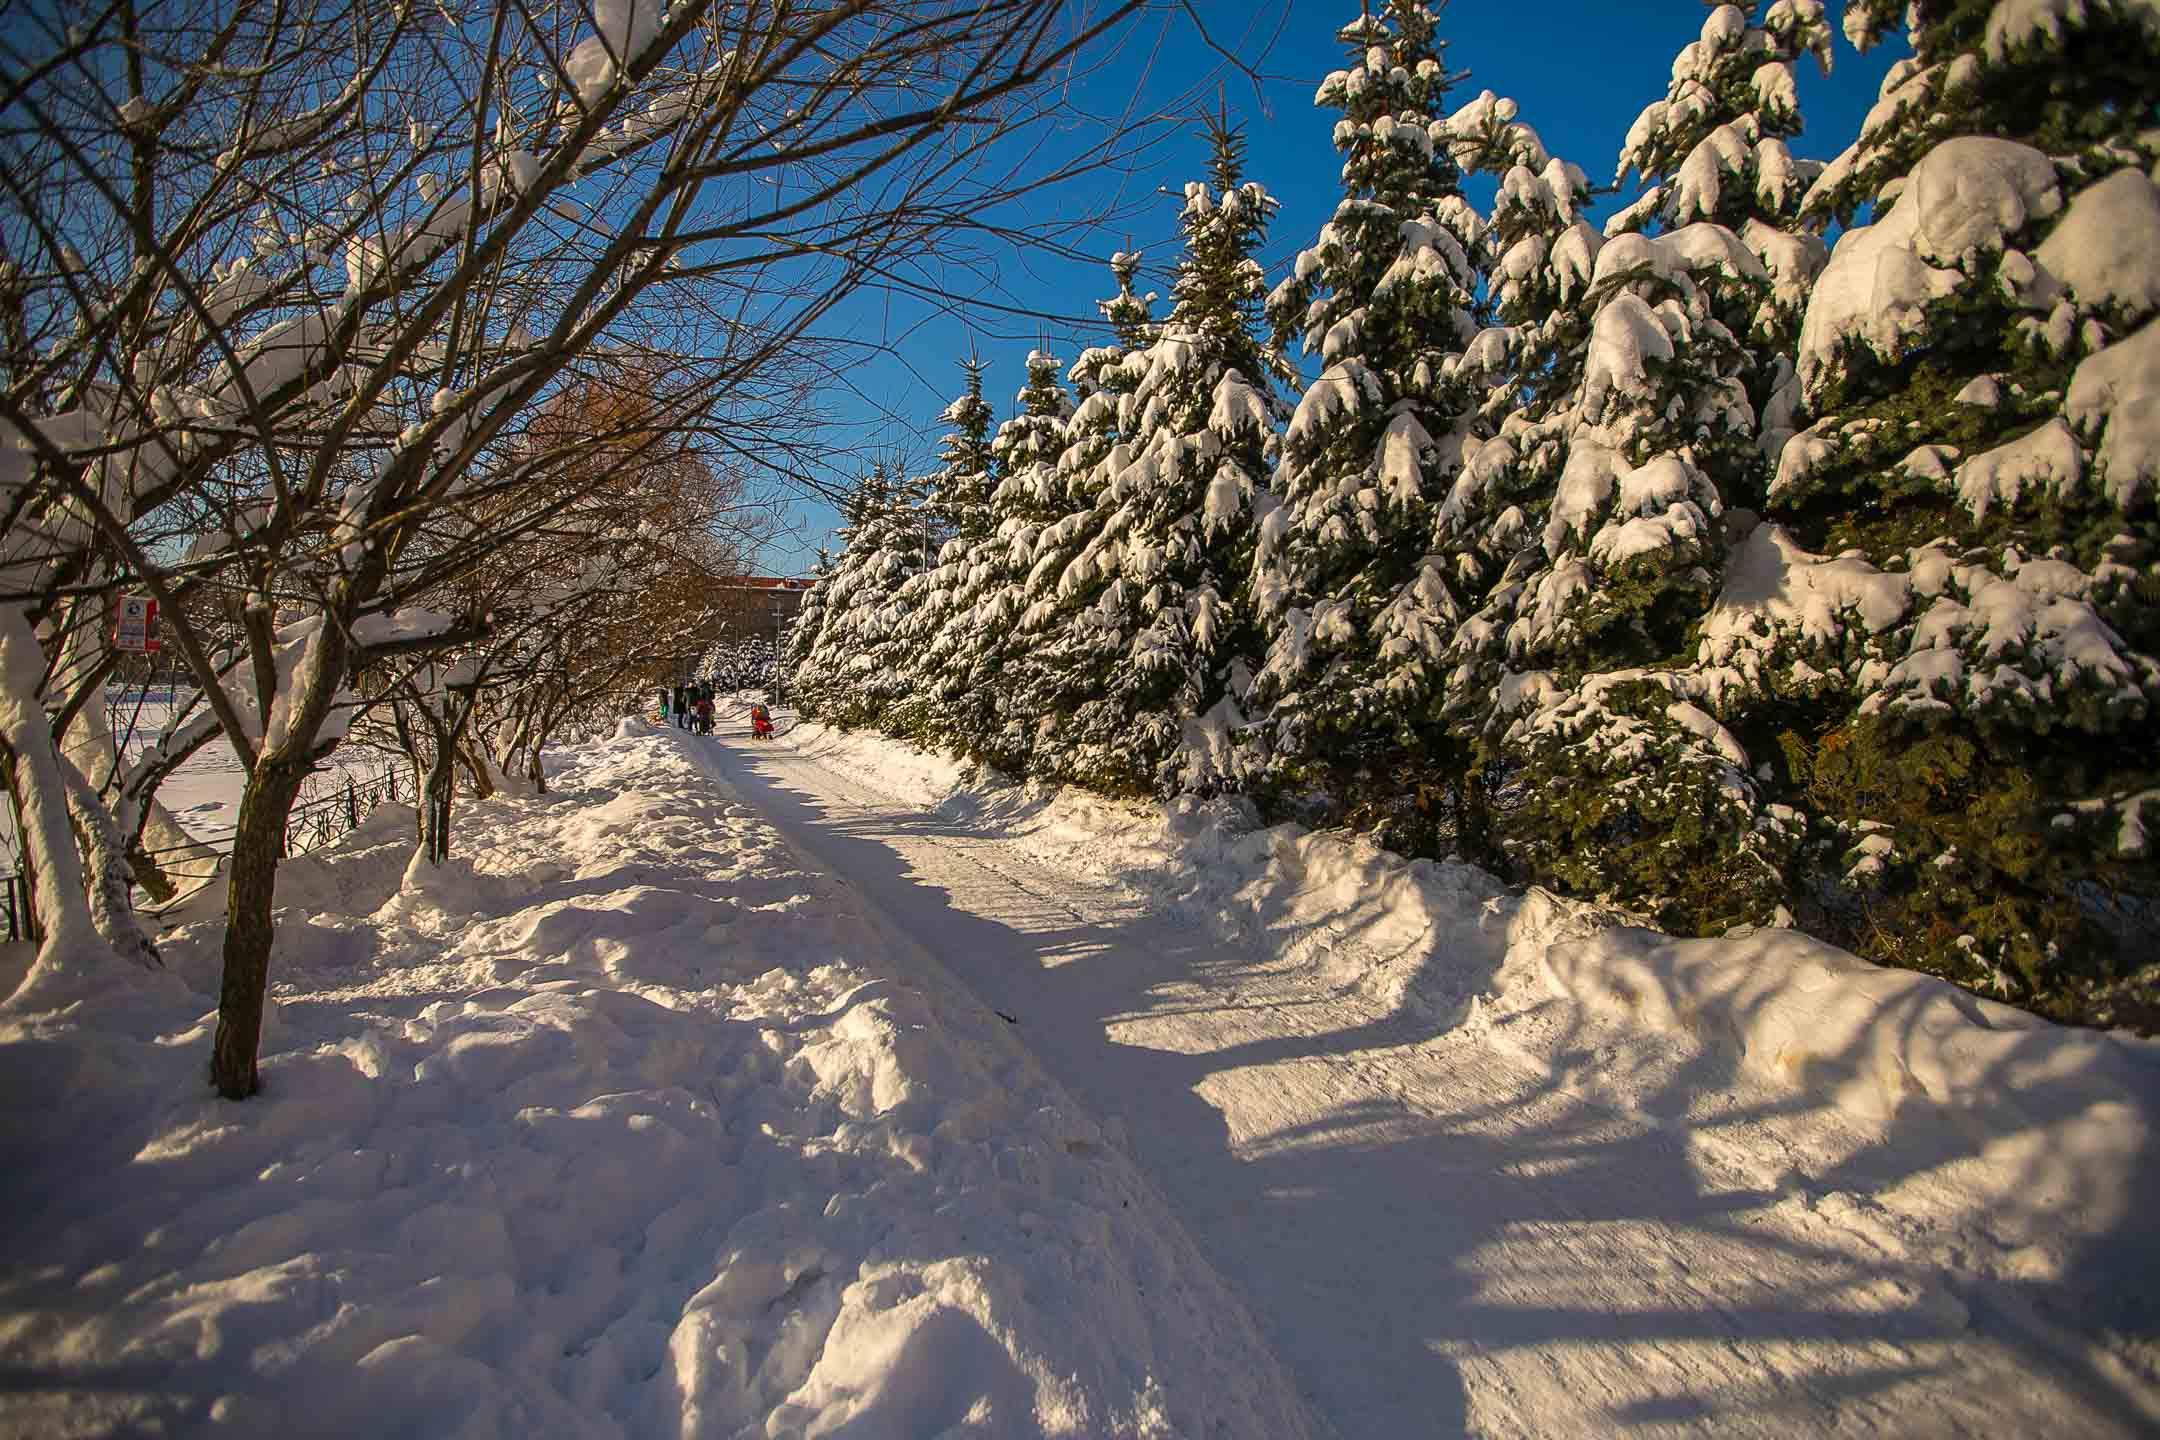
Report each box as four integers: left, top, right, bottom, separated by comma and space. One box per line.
0, 726, 1322, 1438
703, 724, 2160, 1438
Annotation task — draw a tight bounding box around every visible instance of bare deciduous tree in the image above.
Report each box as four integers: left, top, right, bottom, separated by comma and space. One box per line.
1, 0, 1158, 1097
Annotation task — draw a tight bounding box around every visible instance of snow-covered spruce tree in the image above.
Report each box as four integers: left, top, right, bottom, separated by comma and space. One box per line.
887, 362, 998, 742
1005, 257, 1156, 765
1609, 0, 1837, 462
1023, 119, 1289, 795
788, 467, 932, 727
696, 631, 778, 693
846, 471, 941, 726
783, 547, 835, 703
1427, 91, 1603, 652
1722, 0, 2160, 1018
949, 349, 1076, 772
1433, 101, 1796, 931
1245, 0, 1496, 848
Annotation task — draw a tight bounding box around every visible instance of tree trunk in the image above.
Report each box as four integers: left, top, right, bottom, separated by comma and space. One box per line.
209, 757, 304, 1098
8, 795, 44, 948
1456, 755, 1498, 877
457, 739, 495, 801
61, 762, 160, 968
525, 722, 549, 795
418, 746, 456, 866
0, 611, 99, 961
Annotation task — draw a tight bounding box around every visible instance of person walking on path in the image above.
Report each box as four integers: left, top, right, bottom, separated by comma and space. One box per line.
694, 693, 714, 735
657, 686, 671, 725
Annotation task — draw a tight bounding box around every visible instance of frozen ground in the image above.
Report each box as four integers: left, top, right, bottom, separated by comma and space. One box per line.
3, 712, 2157, 1437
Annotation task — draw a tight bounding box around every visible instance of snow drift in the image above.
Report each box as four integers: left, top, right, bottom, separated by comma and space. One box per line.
0, 724, 1315, 1438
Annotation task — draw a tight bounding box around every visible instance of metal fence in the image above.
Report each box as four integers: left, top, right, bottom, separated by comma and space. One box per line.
283, 763, 414, 857
3, 871, 24, 945
2, 760, 416, 943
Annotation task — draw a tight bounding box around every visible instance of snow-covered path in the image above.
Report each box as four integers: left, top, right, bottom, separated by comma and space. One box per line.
703, 726, 2160, 1438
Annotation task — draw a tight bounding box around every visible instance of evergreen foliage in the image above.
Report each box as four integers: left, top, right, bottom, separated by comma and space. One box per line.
1249, 0, 1488, 838
787, 466, 933, 727
889, 364, 998, 742
1741, 0, 2160, 1020
1606, 0, 1838, 471
697, 632, 780, 693
1438, 125, 1796, 931
1006, 259, 1158, 768
965, 350, 1077, 772
1024, 115, 1289, 795
780, 2, 2160, 1030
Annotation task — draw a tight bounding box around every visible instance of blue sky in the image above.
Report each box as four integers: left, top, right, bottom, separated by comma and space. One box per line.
751, 1, 1906, 575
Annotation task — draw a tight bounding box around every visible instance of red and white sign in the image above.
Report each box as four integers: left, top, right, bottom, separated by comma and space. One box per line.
112, 594, 160, 653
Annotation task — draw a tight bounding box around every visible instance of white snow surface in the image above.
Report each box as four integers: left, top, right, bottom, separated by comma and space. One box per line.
1797, 137, 2062, 392
712, 724, 2160, 1436
0, 726, 1307, 1438
6, 717, 2160, 1436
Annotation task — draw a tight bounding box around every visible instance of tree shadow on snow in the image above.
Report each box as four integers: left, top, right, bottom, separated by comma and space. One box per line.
706, 737, 2160, 1438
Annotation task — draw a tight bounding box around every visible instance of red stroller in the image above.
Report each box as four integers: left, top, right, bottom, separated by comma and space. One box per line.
750, 703, 774, 740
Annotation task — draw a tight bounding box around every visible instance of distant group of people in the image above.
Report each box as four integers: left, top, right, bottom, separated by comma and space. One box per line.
658, 682, 774, 740
662, 682, 716, 734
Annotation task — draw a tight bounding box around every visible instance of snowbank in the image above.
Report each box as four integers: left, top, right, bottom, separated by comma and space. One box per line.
777, 720, 2160, 1245
0, 723, 1315, 1437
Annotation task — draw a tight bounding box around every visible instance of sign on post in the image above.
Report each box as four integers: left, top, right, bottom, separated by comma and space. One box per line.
112, 595, 160, 653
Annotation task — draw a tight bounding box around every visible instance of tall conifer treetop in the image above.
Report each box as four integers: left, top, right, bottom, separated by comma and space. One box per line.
1269, 0, 1481, 376
931, 360, 998, 541
1099, 251, 1159, 350
1250, 1, 1490, 803
1614, 2, 1833, 231
1610, 2, 1836, 350
992, 351, 1077, 512
1021, 116, 1286, 796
